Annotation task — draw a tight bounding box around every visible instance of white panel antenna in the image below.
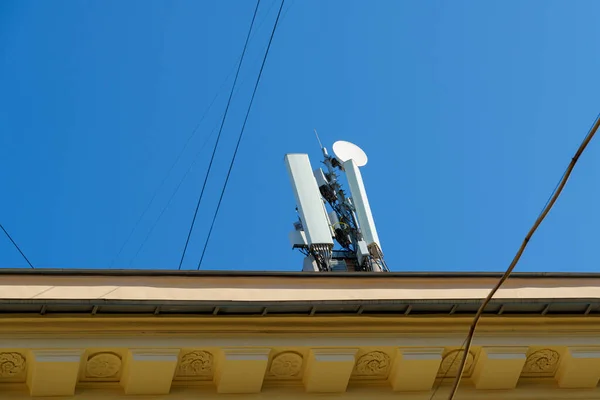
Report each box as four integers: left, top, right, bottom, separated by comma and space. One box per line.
332, 141, 380, 247
342, 159, 380, 248
284, 135, 388, 273
284, 154, 334, 270
333, 141, 387, 271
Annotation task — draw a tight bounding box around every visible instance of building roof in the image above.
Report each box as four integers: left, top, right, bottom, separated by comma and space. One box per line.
1, 269, 600, 397
0, 269, 599, 317
0, 268, 597, 278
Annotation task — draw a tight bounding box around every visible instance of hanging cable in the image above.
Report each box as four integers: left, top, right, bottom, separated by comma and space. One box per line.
126, 51, 284, 267
127, 120, 221, 267
0, 223, 34, 269
446, 111, 600, 400
109, 89, 222, 269
111, 0, 287, 270
177, 0, 262, 270
429, 338, 469, 400
197, 0, 285, 270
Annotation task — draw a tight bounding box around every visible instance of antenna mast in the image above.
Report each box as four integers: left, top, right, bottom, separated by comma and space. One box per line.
284, 134, 389, 272
314, 129, 324, 151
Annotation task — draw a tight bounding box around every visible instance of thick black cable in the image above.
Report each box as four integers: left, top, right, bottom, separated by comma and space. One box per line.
537, 111, 600, 218
0, 223, 34, 269
428, 338, 469, 400
177, 0, 262, 270
446, 110, 600, 400
197, 0, 285, 270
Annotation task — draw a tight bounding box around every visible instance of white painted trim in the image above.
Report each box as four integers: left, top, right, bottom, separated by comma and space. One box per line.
31, 349, 84, 363
130, 349, 180, 362
222, 348, 271, 361
401, 347, 444, 360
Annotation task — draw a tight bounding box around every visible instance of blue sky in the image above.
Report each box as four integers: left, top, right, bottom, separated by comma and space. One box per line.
1, 0, 599, 272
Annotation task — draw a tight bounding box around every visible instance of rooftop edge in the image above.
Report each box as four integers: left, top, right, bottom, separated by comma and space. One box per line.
0, 268, 593, 278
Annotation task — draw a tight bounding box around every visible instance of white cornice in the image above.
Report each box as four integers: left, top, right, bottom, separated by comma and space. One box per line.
1, 274, 600, 302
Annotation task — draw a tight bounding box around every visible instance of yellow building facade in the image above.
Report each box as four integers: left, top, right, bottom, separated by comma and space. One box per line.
1, 270, 600, 399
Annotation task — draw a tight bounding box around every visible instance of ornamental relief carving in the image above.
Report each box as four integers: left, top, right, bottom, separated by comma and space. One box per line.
522, 349, 560, 376
176, 351, 214, 378
0, 352, 26, 378
353, 351, 391, 378
438, 350, 475, 377
269, 352, 303, 378
86, 352, 122, 379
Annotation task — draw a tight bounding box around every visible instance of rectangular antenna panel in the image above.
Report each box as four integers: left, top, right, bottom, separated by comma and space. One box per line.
343, 159, 381, 248
328, 211, 340, 227
285, 154, 334, 246
289, 229, 307, 249
302, 256, 320, 272
330, 259, 348, 272
313, 168, 328, 188
356, 240, 370, 266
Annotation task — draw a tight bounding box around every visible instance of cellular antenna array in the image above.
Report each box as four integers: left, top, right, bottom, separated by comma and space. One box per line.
284, 136, 389, 272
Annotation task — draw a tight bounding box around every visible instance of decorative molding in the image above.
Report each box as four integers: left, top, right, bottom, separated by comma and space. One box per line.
7, 316, 600, 339
176, 351, 214, 377
31, 350, 83, 363
311, 349, 357, 363
304, 349, 358, 393
215, 348, 270, 394
86, 352, 122, 378
121, 349, 179, 395
269, 352, 303, 378
522, 349, 560, 376
0, 352, 26, 378
401, 347, 444, 361
438, 350, 475, 377
222, 348, 270, 361
389, 348, 443, 391
353, 351, 391, 377
131, 349, 179, 363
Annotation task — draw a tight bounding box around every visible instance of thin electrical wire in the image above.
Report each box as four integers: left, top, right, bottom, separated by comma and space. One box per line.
197, 0, 285, 270
0, 223, 34, 269
124, 8, 293, 267
280, 0, 294, 21
109, 90, 222, 269
251, 0, 278, 40
110, 0, 278, 269
126, 65, 275, 267
446, 111, 600, 400
127, 121, 220, 267
177, 0, 262, 270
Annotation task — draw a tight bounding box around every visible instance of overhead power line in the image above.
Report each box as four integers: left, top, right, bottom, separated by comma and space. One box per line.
177, 0, 262, 270
127, 52, 289, 267
429, 338, 469, 400
120, 1, 296, 268
0, 223, 34, 269
197, 0, 286, 270
127, 120, 221, 267
110, 0, 283, 269
445, 111, 600, 400
109, 88, 223, 269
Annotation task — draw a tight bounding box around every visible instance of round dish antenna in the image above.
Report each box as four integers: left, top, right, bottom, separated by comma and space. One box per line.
332, 140, 368, 167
